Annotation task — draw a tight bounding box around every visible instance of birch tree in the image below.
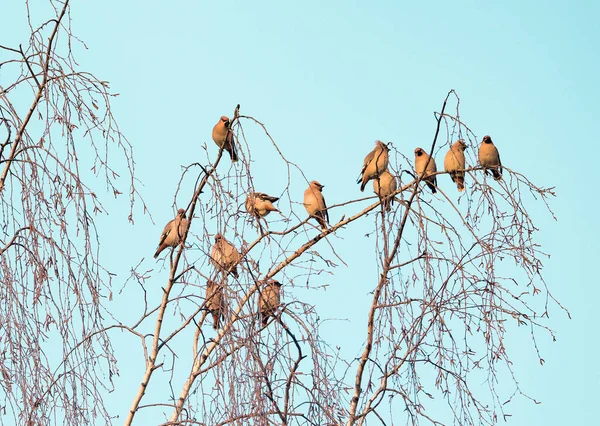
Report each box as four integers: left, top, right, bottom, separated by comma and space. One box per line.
0, 2, 563, 425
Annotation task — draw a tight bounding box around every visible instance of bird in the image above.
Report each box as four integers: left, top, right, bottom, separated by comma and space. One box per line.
444, 139, 467, 192
245, 192, 280, 218
357, 141, 390, 192
210, 233, 241, 278
259, 279, 282, 326
478, 135, 502, 180
414, 147, 437, 193
212, 116, 238, 162
205, 280, 224, 329
154, 209, 189, 258
373, 170, 398, 212
303, 180, 329, 231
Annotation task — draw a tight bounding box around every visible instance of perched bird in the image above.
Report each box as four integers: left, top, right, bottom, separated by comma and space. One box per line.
373, 170, 398, 212
414, 147, 437, 193
357, 140, 390, 192
478, 135, 502, 180
444, 139, 467, 192
212, 116, 238, 162
205, 280, 224, 329
211, 233, 241, 278
154, 209, 189, 258
303, 180, 329, 231
259, 279, 282, 326
245, 192, 280, 218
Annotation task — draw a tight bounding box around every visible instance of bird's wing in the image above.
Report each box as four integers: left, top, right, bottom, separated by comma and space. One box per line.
226, 129, 238, 160
158, 220, 174, 245
357, 150, 375, 182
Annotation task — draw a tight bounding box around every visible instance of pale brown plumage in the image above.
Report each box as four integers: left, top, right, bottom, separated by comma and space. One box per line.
357, 140, 390, 192
154, 209, 189, 258
444, 139, 467, 192
211, 233, 241, 278
212, 116, 238, 162
373, 170, 398, 212
205, 280, 224, 329
259, 279, 282, 326
303, 180, 329, 231
478, 135, 502, 180
245, 192, 280, 218
414, 147, 437, 193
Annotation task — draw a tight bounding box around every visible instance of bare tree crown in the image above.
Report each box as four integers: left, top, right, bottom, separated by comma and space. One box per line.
0, 2, 564, 426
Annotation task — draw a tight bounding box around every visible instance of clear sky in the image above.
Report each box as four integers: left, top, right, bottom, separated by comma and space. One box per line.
3, 0, 599, 424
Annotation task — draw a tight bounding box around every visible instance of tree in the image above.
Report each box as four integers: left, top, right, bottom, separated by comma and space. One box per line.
1, 2, 564, 425
1, 1, 139, 424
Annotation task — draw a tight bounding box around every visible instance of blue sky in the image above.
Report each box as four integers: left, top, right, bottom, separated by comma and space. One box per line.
3, 0, 599, 424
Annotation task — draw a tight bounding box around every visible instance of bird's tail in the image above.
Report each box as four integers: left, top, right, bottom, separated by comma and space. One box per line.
212, 311, 221, 330
457, 175, 465, 192
228, 145, 238, 162
154, 245, 166, 259
316, 214, 328, 232
382, 198, 391, 212
360, 177, 368, 192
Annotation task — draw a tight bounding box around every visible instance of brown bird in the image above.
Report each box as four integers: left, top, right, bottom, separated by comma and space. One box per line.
212, 116, 238, 162
444, 139, 467, 192
478, 135, 502, 180
373, 170, 398, 212
259, 279, 282, 326
245, 192, 280, 218
210, 233, 241, 278
303, 180, 329, 231
154, 209, 189, 258
205, 280, 224, 329
414, 147, 437, 193
357, 140, 390, 192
